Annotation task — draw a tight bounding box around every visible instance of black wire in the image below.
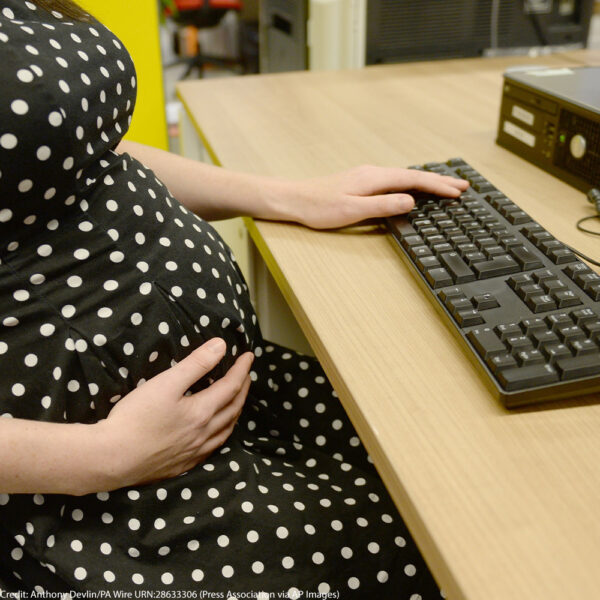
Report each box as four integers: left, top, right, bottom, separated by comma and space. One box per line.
560, 215, 600, 267
576, 215, 600, 237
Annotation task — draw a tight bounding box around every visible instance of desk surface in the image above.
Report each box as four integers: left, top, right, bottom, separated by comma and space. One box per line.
178, 51, 600, 600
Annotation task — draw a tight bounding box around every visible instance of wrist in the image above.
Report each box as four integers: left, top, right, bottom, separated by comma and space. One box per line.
256, 175, 304, 224
83, 419, 130, 494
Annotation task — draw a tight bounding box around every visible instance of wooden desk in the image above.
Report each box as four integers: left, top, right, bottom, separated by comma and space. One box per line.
177, 51, 600, 600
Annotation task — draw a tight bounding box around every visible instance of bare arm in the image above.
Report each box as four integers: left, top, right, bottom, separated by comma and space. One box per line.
0, 418, 109, 496
116, 140, 469, 228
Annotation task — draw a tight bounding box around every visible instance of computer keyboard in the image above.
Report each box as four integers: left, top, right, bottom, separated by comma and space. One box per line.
385, 158, 600, 408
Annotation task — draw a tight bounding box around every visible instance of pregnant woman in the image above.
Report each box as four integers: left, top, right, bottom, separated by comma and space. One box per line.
0, 0, 467, 596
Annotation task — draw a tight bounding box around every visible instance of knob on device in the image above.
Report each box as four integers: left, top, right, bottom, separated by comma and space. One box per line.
570, 134, 587, 159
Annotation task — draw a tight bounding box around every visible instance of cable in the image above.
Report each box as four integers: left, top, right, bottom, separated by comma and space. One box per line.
576, 215, 600, 237
564, 188, 600, 267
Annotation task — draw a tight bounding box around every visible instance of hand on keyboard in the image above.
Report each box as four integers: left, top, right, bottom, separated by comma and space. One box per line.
287, 164, 469, 229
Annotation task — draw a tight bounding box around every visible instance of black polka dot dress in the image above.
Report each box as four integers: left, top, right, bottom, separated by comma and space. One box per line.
0, 2, 442, 597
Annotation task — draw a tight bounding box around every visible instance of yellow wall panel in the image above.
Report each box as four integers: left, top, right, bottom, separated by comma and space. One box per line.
78, 0, 168, 150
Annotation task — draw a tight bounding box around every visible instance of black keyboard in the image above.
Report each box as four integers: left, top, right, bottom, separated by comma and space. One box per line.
385, 158, 600, 408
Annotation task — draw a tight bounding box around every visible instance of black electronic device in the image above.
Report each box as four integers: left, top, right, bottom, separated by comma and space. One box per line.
385, 158, 600, 408
366, 0, 595, 64
496, 65, 600, 192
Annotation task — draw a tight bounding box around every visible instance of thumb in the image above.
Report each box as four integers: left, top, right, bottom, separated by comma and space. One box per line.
157, 338, 226, 396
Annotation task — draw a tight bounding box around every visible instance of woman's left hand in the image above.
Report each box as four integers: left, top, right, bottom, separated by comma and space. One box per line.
275, 164, 470, 229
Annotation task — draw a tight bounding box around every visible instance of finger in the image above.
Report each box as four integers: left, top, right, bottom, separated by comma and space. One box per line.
191, 352, 254, 418
202, 374, 251, 436
155, 338, 226, 396
402, 170, 469, 196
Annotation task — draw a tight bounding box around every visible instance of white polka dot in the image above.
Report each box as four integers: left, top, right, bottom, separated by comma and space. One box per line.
368, 541, 380, 554
61, 305, 76, 318
187, 539, 200, 551
247, 530, 259, 543
13, 289, 29, 302
161, 573, 174, 585
48, 111, 63, 126
37, 244, 52, 257
93, 334, 107, 347
404, 564, 417, 576
128, 518, 140, 531
12, 384, 25, 397
377, 570, 389, 583
67, 275, 82, 288
70, 539, 83, 552
312, 551, 324, 565
348, 577, 360, 589
11, 99, 28, 115
100, 543, 112, 555
154, 518, 166, 530
191, 569, 204, 582
217, 535, 229, 547
341, 546, 353, 559
17, 69, 34, 83
0, 209, 12, 222
252, 561, 264, 574
221, 565, 234, 578
132, 573, 144, 585
103, 571, 115, 583
276, 526, 289, 539
74, 567, 87, 581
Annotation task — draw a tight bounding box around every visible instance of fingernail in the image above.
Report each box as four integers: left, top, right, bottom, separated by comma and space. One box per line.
207, 338, 226, 353
396, 195, 414, 213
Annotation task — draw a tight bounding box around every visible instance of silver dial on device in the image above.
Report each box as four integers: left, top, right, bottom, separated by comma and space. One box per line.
570, 134, 587, 159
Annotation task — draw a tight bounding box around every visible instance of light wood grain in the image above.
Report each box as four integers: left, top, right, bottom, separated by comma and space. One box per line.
178, 51, 600, 600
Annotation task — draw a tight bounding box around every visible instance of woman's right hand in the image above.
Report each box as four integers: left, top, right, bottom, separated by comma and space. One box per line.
97, 338, 253, 489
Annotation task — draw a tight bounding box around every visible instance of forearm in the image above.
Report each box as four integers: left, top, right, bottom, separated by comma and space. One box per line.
0, 418, 117, 496
116, 140, 296, 222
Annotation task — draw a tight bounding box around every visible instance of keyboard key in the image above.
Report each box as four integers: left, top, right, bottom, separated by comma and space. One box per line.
526, 294, 557, 313
425, 267, 453, 289
487, 353, 518, 374
515, 349, 545, 366
472, 293, 499, 310
497, 364, 559, 391
572, 308, 600, 327
510, 245, 544, 270
455, 309, 484, 327
439, 252, 475, 283
437, 287, 463, 303
553, 290, 582, 309
519, 318, 547, 336
555, 353, 600, 380
542, 343, 572, 363
569, 339, 600, 356
495, 323, 522, 340
473, 255, 519, 279
467, 327, 507, 360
